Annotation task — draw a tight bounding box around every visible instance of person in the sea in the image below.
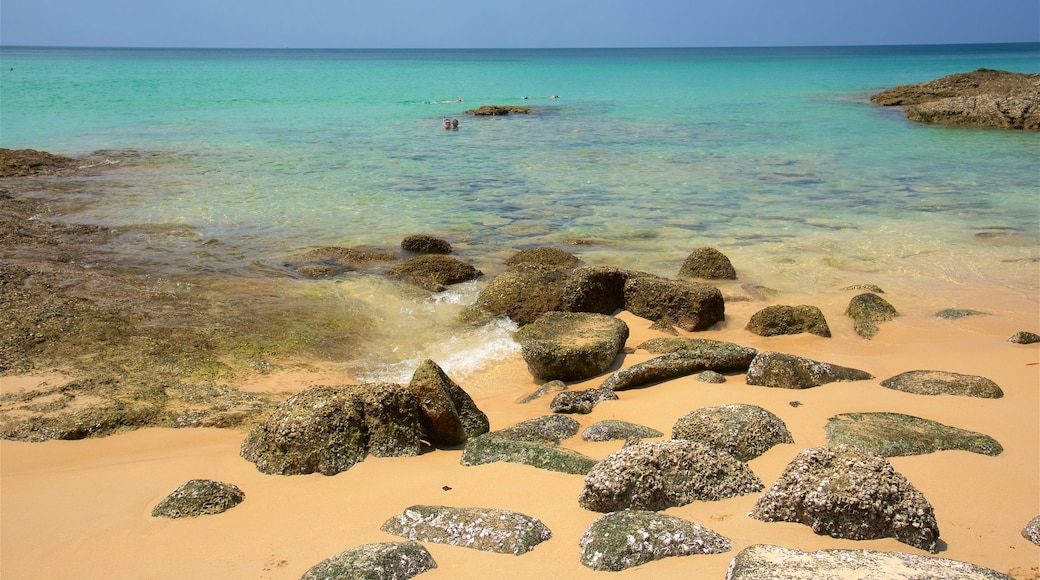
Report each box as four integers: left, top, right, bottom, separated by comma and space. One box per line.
443, 118, 451, 130
451, 118, 459, 130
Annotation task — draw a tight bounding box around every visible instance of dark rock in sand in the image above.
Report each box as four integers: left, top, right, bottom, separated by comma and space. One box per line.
549, 387, 618, 414
845, 292, 897, 339
1023, 515, 1040, 546
240, 383, 421, 476
623, 276, 725, 331
745, 304, 831, 338
386, 255, 481, 292
581, 419, 663, 442
517, 379, 567, 403
825, 412, 1003, 457
637, 337, 758, 363
601, 340, 756, 391
408, 359, 489, 445
880, 369, 1003, 398
1009, 330, 1040, 344
465, 105, 535, 116
935, 308, 987, 319
514, 311, 629, 381
401, 234, 453, 254
151, 479, 245, 519
460, 432, 597, 474
578, 440, 763, 512
750, 444, 940, 553
505, 246, 581, 270
745, 351, 873, 390
495, 414, 582, 444
381, 505, 551, 555
560, 266, 647, 315
672, 404, 793, 461
726, 544, 1013, 580
300, 541, 436, 580
677, 246, 737, 280
579, 510, 731, 571
466, 264, 569, 325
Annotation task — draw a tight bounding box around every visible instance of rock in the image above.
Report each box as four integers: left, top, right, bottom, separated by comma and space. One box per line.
504, 246, 580, 270
677, 247, 737, 280
698, 371, 726, 383
880, 370, 1003, 398
578, 440, 763, 512
517, 380, 567, 404
842, 284, 885, 293
151, 479, 245, 518
1023, 515, 1040, 546
288, 246, 397, 276
460, 432, 598, 474
300, 541, 436, 580
514, 311, 629, 381
385, 255, 481, 292
549, 388, 618, 414
935, 308, 987, 319
623, 276, 725, 331
726, 544, 1014, 580
671, 404, 794, 461
401, 234, 452, 254
825, 412, 1003, 457
749, 445, 940, 553
845, 293, 897, 339
579, 510, 731, 571
466, 264, 569, 325
745, 305, 831, 338
380, 505, 551, 555
871, 69, 1040, 130
1009, 330, 1040, 344
496, 415, 582, 443
408, 359, 489, 445
745, 351, 873, 389
601, 340, 756, 391
240, 383, 421, 476
636, 337, 758, 366
581, 419, 663, 442
560, 266, 644, 315
465, 105, 535, 116
0, 148, 83, 177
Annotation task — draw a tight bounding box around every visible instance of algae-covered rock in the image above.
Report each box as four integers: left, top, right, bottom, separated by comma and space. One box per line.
300, 541, 436, 580
745, 351, 873, 389
825, 412, 1003, 457
151, 479, 244, 518
845, 292, 897, 339
504, 246, 580, 270
581, 419, 663, 442
408, 359, 489, 445
385, 255, 481, 292
601, 340, 756, 391
935, 308, 987, 319
579, 510, 731, 571
578, 440, 763, 512
460, 432, 597, 474
636, 337, 757, 367
465, 105, 535, 116
880, 370, 1003, 398
623, 276, 725, 331
750, 445, 940, 553
496, 414, 581, 443
745, 305, 831, 338
549, 388, 618, 414
401, 234, 452, 254
467, 265, 570, 325
560, 266, 644, 315
381, 505, 551, 555
672, 404, 793, 461
677, 247, 737, 280
515, 311, 629, 381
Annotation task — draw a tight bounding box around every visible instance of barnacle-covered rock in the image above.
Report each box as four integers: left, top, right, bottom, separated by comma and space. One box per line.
300, 541, 436, 580
579, 510, 730, 571
672, 404, 793, 461
581, 419, 663, 442
151, 479, 244, 518
549, 387, 618, 414
381, 505, 551, 555
825, 412, 1002, 457
880, 370, 1003, 398
745, 352, 873, 389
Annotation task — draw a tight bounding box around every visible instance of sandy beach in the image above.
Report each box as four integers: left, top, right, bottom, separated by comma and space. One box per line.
2, 278, 1038, 579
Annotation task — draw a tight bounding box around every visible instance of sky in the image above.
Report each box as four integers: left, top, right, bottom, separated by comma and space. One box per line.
1, 0, 1038, 49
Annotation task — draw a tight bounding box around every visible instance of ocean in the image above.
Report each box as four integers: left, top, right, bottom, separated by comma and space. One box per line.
1, 44, 1038, 381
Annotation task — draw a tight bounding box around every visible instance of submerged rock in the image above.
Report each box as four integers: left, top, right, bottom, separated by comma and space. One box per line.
151, 479, 244, 519
880, 370, 1004, 398
845, 292, 897, 339
672, 404, 793, 461
745, 304, 831, 338
515, 311, 629, 381
401, 234, 452, 254
385, 255, 481, 292
825, 412, 1003, 457
581, 419, 663, 442
623, 276, 725, 331
750, 445, 940, 553
300, 541, 436, 580
745, 351, 873, 389
465, 105, 535, 116
381, 505, 552, 555
579, 510, 731, 571
549, 387, 618, 414
677, 247, 737, 280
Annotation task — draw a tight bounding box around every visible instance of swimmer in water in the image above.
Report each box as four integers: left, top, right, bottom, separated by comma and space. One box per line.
443, 118, 451, 130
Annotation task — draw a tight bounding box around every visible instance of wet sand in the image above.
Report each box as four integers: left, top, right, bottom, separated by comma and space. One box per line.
2, 284, 1038, 579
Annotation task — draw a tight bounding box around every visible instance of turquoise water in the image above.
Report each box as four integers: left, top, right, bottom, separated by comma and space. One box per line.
2, 45, 1038, 379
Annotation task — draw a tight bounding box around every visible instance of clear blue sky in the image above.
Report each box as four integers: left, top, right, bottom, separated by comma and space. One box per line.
2, 0, 1038, 48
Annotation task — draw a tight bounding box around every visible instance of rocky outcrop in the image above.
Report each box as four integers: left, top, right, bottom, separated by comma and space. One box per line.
749, 445, 940, 553
549, 387, 618, 414
401, 234, 452, 254
408, 359, 489, 445
745, 305, 831, 338
381, 505, 552, 555
677, 247, 737, 279
825, 412, 1003, 457
581, 419, 663, 442
385, 255, 481, 291
151, 479, 245, 518
0, 148, 82, 177
465, 105, 535, 116
745, 352, 873, 389
601, 340, 756, 391
672, 404, 794, 461
871, 69, 1040, 130
514, 311, 629, 381
623, 277, 725, 331
578, 440, 763, 512
240, 383, 421, 476
880, 370, 1004, 398
845, 292, 897, 339
579, 510, 731, 571
726, 544, 1013, 580
300, 542, 437, 580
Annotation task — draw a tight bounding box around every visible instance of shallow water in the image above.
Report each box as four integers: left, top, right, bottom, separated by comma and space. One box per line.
2, 45, 1038, 380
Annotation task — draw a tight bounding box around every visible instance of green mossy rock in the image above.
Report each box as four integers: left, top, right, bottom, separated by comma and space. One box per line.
579, 510, 730, 571
825, 412, 1003, 457
301, 541, 436, 580
880, 370, 1003, 398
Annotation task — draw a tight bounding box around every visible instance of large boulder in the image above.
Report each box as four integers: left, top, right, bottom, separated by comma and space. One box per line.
672, 404, 794, 461
240, 383, 421, 476
677, 247, 737, 280
381, 505, 552, 555
578, 440, 763, 512
514, 311, 629, 381
880, 370, 1003, 398
745, 305, 831, 338
623, 276, 725, 331
845, 293, 897, 339
151, 479, 245, 519
745, 351, 873, 389
579, 510, 731, 571
560, 266, 644, 314
466, 265, 569, 325
408, 359, 489, 445
300, 541, 437, 580
749, 445, 940, 553
385, 255, 481, 292
825, 412, 1003, 457
726, 544, 1014, 580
